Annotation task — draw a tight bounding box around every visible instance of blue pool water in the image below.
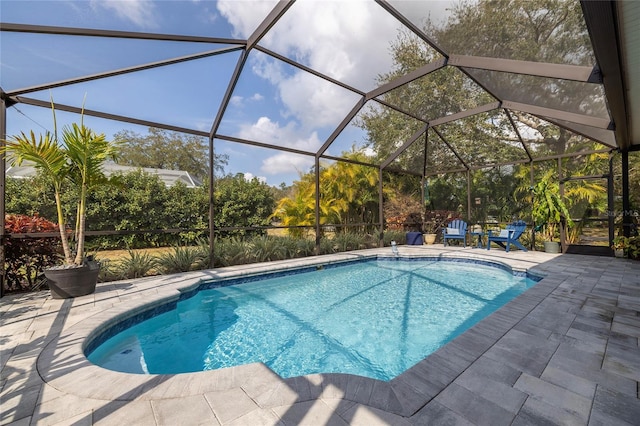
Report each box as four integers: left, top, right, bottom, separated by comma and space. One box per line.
87, 258, 538, 381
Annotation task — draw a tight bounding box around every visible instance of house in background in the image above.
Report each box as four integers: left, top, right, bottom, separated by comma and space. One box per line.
6, 162, 201, 188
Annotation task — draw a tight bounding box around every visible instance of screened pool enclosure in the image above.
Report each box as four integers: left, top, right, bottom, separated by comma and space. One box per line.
1, 1, 639, 288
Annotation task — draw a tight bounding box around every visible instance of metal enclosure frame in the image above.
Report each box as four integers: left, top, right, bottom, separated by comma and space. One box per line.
1, 0, 637, 296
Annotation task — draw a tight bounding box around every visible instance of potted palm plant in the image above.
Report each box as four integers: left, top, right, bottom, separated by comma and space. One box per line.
611, 236, 628, 258
2, 101, 119, 298
531, 173, 573, 253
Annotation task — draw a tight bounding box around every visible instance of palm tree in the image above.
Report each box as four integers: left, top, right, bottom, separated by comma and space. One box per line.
2, 104, 118, 267
2, 130, 74, 264
271, 177, 317, 238
531, 171, 574, 241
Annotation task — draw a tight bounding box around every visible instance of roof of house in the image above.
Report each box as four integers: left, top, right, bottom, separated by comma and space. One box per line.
6, 162, 201, 188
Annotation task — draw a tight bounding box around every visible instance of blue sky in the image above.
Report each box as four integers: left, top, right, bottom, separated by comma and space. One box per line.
2, 0, 451, 186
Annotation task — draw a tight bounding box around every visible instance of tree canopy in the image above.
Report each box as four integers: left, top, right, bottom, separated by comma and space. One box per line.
113, 127, 227, 182
354, 0, 611, 241
271, 151, 379, 237
214, 173, 276, 237
359, 0, 605, 175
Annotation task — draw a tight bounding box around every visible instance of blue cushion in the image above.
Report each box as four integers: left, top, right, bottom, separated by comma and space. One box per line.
406, 232, 423, 245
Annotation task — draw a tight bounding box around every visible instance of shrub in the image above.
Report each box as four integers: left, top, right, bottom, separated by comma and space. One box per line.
96, 258, 120, 282
250, 236, 286, 262
628, 236, 640, 260
114, 250, 157, 279
318, 237, 335, 255
214, 237, 251, 267
4, 214, 61, 292
194, 238, 212, 269
273, 235, 298, 259
295, 238, 316, 257
332, 232, 368, 252
156, 246, 204, 274
383, 230, 406, 246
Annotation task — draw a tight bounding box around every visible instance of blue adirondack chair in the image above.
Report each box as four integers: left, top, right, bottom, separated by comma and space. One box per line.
486, 220, 528, 252
443, 219, 468, 247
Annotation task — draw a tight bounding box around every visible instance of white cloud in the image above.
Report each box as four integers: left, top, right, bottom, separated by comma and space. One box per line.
262, 152, 313, 175
243, 1, 399, 90
91, 0, 158, 28
216, 0, 279, 38
217, 0, 402, 179
230, 95, 244, 107
278, 72, 358, 129
237, 116, 321, 151
217, 0, 398, 133
229, 93, 263, 109
237, 116, 319, 175
251, 53, 285, 84
243, 172, 267, 183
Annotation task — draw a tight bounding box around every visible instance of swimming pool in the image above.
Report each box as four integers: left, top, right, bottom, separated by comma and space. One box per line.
86, 258, 539, 381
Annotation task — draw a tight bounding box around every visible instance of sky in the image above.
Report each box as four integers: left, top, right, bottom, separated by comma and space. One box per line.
1, 0, 452, 186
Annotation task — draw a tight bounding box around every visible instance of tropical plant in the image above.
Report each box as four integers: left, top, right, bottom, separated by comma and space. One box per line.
611, 236, 629, 252
628, 237, 640, 260
271, 235, 314, 259
295, 238, 316, 257
4, 214, 61, 291
214, 237, 251, 267
531, 172, 574, 241
95, 258, 122, 282
271, 151, 379, 237
194, 238, 212, 269
1, 100, 119, 267
250, 236, 286, 262
332, 232, 369, 252
383, 230, 406, 246
318, 236, 335, 255
271, 174, 322, 238
115, 250, 157, 279
321, 151, 379, 228
155, 246, 204, 274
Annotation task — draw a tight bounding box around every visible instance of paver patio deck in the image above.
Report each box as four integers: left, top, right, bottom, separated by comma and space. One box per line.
1, 246, 639, 425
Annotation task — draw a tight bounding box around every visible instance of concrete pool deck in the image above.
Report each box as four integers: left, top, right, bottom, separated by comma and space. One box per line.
1, 245, 639, 425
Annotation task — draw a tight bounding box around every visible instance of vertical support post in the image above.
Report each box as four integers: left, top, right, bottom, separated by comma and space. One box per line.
207, 50, 248, 267
378, 168, 384, 247
420, 176, 425, 210
621, 150, 631, 237
530, 161, 535, 250
466, 169, 471, 222
422, 131, 429, 232
421, 131, 428, 206
314, 156, 321, 254
558, 157, 566, 252
208, 135, 215, 268
608, 152, 615, 244
0, 98, 6, 297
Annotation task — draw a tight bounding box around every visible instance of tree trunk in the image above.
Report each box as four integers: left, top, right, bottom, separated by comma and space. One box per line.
55, 191, 73, 265
73, 184, 87, 265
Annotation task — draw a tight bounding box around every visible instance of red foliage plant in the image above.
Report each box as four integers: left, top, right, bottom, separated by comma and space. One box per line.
4, 214, 62, 292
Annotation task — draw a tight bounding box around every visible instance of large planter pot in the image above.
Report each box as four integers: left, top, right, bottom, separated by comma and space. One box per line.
44, 260, 100, 299
614, 248, 625, 258
543, 241, 561, 253
423, 233, 437, 245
